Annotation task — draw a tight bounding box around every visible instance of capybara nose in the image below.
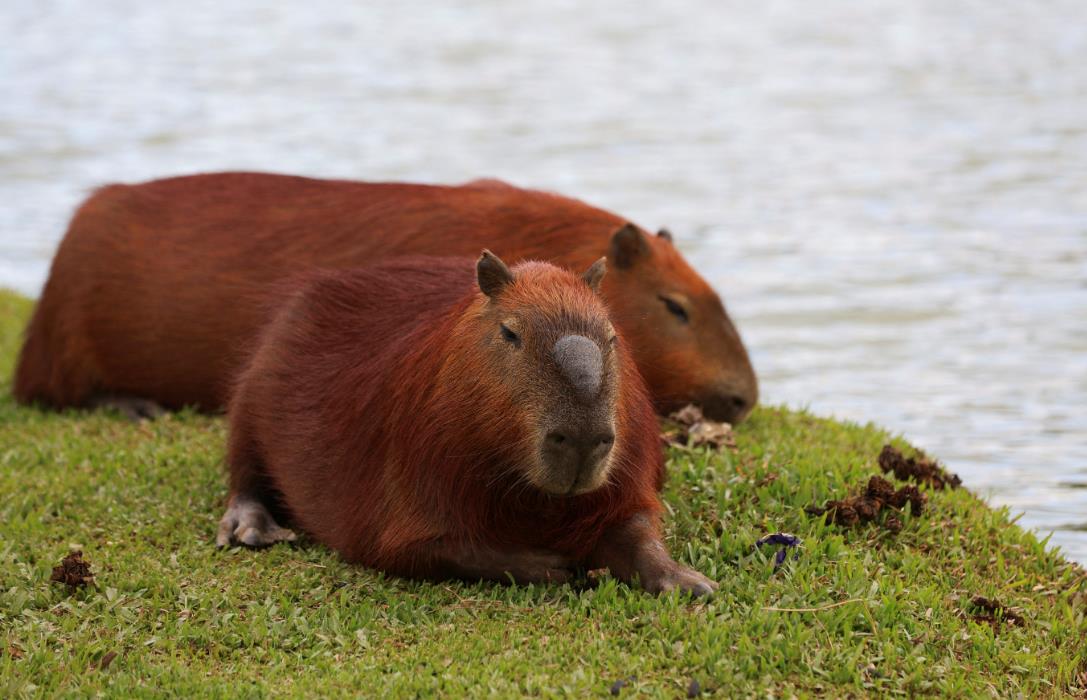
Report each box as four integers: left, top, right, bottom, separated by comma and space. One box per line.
552, 334, 603, 403
700, 390, 754, 424
544, 429, 615, 489
545, 430, 615, 459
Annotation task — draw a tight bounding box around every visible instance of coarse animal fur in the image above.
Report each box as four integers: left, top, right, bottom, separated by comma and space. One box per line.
14, 173, 756, 422
218, 254, 715, 595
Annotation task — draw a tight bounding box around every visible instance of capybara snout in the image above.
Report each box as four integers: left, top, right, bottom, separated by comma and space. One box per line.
700, 385, 754, 424
540, 333, 616, 494
538, 334, 617, 494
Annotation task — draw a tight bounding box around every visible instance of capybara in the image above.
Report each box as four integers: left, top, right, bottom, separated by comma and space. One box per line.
13, 173, 756, 422
217, 252, 716, 595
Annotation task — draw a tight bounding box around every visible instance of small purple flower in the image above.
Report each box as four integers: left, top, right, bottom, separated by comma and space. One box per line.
755, 532, 801, 568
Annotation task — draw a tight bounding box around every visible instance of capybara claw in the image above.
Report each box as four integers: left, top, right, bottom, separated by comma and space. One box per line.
216, 496, 296, 548
235, 525, 297, 548
646, 565, 718, 598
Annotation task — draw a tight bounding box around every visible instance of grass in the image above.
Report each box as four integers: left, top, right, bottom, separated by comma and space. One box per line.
0, 289, 1084, 698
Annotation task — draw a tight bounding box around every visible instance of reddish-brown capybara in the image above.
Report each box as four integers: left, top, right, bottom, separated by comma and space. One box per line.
218, 252, 716, 595
14, 172, 756, 422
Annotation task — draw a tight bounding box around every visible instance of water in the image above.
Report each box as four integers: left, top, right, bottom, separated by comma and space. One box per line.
1, 1, 1085, 562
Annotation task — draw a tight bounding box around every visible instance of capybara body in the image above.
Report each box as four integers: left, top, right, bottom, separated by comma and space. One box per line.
14, 172, 756, 421
218, 254, 715, 595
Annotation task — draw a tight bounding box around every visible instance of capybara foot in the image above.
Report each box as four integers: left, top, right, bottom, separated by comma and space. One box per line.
589, 512, 718, 598
642, 564, 718, 598
216, 495, 297, 548
88, 394, 167, 421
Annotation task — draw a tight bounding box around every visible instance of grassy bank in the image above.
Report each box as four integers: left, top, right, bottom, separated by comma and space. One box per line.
0, 290, 1084, 697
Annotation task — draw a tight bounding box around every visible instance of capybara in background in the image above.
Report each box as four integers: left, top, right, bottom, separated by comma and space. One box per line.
218, 252, 716, 595
13, 173, 756, 422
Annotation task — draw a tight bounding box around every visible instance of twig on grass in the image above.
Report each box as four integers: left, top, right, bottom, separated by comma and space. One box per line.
762, 598, 866, 613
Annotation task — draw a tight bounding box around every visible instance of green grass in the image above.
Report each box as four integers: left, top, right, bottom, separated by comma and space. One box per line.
1, 289, 1085, 698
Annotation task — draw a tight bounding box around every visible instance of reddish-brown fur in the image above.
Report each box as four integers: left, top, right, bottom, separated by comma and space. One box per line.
223, 255, 713, 593
14, 172, 757, 421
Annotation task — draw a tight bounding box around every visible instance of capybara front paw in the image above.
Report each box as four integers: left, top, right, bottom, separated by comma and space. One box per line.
216, 496, 297, 548
643, 565, 718, 598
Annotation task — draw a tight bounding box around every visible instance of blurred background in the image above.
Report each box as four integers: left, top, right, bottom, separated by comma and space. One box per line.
1, 1, 1084, 562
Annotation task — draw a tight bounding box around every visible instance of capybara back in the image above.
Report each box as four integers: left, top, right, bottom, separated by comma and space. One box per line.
15, 173, 757, 420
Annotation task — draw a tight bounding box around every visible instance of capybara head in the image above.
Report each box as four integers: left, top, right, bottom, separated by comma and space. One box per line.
474, 251, 621, 496
601, 224, 758, 423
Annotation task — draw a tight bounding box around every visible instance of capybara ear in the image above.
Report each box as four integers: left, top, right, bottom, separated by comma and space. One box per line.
582, 257, 607, 293
609, 223, 650, 269
477, 249, 515, 298
657, 228, 673, 242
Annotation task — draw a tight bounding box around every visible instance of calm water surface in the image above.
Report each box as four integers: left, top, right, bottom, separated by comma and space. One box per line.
1, 1, 1085, 561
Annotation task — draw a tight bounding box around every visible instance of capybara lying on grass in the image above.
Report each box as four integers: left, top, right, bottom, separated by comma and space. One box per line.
14, 173, 756, 422
217, 252, 715, 595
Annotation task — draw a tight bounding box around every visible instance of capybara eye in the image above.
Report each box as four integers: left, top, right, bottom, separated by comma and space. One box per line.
500, 323, 521, 346
659, 296, 689, 323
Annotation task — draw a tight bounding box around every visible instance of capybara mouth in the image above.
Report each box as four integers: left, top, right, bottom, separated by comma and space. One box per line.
537, 427, 615, 497
531, 459, 609, 498
696, 391, 754, 424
